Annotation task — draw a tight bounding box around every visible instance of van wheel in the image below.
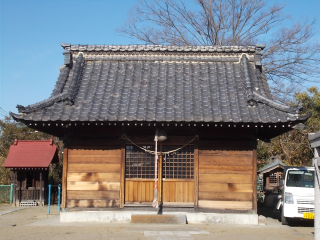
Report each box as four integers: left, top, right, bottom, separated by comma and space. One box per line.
281, 209, 288, 225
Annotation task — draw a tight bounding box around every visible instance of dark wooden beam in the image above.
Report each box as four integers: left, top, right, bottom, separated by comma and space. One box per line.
62, 148, 68, 209
252, 148, 257, 213
120, 142, 125, 209
194, 138, 199, 209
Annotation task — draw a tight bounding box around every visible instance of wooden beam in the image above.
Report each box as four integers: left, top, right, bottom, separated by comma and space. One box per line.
12, 171, 16, 206
39, 172, 42, 205
62, 148, 68, 209
120, 144, 125, 208
252, 149, 257, 213
198, 200, 252, 210
194, 139, 199, 209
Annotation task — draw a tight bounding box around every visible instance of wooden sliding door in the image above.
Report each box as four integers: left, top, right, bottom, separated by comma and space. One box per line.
162, 146, 194, 206
124, 145, 194, 207
125, 146, 154, 204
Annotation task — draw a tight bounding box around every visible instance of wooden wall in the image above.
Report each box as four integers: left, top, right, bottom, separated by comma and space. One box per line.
65, 146, 121, 208
198, 150, 254, 211
125, 180, 154, 203
162, 180, 194, 203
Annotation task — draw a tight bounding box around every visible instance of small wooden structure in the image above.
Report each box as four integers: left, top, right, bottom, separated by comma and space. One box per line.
258, 156, 287, 192
10, 44, 309, 214
257, 156, 286, 207
3, 140, 59, 206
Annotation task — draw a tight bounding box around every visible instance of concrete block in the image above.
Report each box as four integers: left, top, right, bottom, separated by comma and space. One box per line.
131, 214, 186, 224
185, 212, 259, 225
60, 211, 131, 223
258, 215, 267, 225
60, 211, 258, 225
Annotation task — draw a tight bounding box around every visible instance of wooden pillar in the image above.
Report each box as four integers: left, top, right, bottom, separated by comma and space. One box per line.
62, 148, 68, 209
120, 143, 125, 208
194, 137, 199, 209
252, 149, 257, 213
12, 171, 16, 206
39, 172, 43, 206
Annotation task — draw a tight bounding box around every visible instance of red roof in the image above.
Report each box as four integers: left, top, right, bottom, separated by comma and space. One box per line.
3, 140, 58, 168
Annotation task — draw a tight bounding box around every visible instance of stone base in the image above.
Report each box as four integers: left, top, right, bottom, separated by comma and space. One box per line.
60, 211, 258, 225
131, 214, 186, 224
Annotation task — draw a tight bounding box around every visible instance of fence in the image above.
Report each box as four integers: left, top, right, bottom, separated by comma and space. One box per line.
48, 184, 61, 214
0, 184, 13, 204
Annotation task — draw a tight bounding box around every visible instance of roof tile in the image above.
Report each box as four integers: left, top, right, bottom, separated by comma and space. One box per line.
11, 44, 308, 124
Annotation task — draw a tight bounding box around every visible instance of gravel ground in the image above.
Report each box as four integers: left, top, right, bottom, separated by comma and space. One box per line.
0, 204, 314, 240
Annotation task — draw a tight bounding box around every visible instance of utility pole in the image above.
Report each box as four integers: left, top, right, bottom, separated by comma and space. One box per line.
308, 132, 320, 240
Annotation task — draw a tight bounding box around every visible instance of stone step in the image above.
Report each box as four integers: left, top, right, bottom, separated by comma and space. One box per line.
131, 214, 187, 224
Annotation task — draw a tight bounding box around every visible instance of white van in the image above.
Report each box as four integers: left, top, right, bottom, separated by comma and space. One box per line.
277, 166, 315, 225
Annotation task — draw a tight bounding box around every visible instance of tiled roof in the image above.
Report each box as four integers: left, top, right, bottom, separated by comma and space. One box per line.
258, 159, 287, 173
10, 44, 309, 123
3, 140, 58, 168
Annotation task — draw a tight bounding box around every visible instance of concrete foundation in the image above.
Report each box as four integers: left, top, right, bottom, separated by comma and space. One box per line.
60, 211, 258, 225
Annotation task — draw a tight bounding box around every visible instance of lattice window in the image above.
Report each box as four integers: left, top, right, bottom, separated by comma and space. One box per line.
125, 146, 154, 179
162, 146, 194, 179
125, 145, 194, 179
269, 174, 277, 184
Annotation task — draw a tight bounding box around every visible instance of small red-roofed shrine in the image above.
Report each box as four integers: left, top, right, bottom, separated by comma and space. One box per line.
3, 139, 59, 206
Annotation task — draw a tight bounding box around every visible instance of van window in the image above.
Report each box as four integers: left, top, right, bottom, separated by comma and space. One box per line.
286, 170, 314, 188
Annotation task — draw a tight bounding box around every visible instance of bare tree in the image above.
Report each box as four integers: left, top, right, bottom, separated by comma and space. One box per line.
117, 0, 320, 100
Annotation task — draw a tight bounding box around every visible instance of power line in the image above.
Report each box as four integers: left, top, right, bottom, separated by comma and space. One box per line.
0, 107, 9, 115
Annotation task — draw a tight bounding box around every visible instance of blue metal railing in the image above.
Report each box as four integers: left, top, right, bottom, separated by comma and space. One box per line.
48, 184, 61, 214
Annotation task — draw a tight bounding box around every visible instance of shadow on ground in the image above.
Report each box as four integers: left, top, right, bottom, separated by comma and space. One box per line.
258, 204, 280, 220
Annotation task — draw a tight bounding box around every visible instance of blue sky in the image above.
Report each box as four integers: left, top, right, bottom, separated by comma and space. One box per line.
1, 0, 320, 118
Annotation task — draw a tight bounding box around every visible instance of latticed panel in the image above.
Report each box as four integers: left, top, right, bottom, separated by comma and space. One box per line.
269, 174, 277, 184
125, 145, 155, 179
125, 145, 194, 179
162, 146, 194, 179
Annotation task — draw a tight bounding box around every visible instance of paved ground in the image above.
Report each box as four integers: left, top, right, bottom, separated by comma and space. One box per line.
0, 204, 314, 240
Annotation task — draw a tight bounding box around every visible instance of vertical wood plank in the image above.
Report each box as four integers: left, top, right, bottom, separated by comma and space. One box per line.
162, 182, 168, 202
141, 182, 146, 202
137, 181, 142, 202
252, 149, 257, 212
62, 148, 68, 209
170, 181, 175, 202
145, 181, 149, 202
184, 182, 188, 202
194, 142, 199, 208
125, 180, 128, 202
128, 181, 134, 202
149, 182, 153, 201
176, 182, 181, 202
189, 182, 194, 202
120, 145, 125, 208
132, 182, 136, 201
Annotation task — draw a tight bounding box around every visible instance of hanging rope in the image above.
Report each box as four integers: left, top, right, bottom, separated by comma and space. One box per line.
121, 134, 199, 155
152, 130, 158, 208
